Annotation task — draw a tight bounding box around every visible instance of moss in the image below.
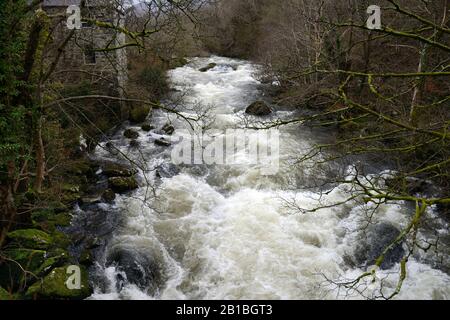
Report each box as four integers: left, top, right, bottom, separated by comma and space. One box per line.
53, 213, 72, 228
0, 249, 46, 290
50, 231, 72, 249
26, 265, 91, 300
31, 210, 72, 232
102, 162, 136, 177
35, 250, 68, 276
60, 184, 81, 204
65, 161, 93, 177
199, 63, 217, 72
7, 229, 52, 250
170, 57, 189, 69
129, 105, 151, 124
0, 287, 12, 300
108, 176, 138, 193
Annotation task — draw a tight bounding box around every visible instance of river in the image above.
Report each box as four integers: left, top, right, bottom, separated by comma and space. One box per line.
81, 56, 450, 300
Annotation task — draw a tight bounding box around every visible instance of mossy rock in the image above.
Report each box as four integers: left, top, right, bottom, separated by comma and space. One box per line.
7, 229, 52, 250
0, 249, 46, 290
53, 213, 72, 228
102, 189, 116, 203
35, 250, 69, 276
129, 105, 151, 124
32, 210, 72, 232
108, 177, 138, 193
0, 287, 12, 300
26, 265, 91, 300
124, 129, 140, 140
79, 250, 93, 266
3, 249, 47, 271
102, 162, 136, 177
60, 184, 81, 205
170, 57, 189, 69
199, 63, 217, 72
65, 161, 93, 177
50, 231, 72, 249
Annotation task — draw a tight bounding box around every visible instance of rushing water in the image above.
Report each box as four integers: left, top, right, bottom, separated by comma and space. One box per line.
86, 56, 450, 300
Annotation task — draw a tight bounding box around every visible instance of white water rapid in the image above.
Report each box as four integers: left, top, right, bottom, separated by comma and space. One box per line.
87, 56, 450, 300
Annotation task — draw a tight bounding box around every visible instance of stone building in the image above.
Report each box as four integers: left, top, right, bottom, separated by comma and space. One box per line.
41, 0, 128, 101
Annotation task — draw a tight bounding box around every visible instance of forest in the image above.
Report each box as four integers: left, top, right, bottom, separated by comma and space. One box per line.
0, 0, 449, 301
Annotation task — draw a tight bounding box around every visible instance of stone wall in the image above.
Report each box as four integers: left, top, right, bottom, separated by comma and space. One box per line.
44, 5, 128, 98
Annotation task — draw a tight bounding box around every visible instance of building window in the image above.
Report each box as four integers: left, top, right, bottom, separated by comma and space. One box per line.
84, 46, 96, 65
81, 20, 94, 29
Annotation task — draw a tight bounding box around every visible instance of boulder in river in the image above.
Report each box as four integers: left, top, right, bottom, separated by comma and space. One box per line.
108, 177, 138, 193
245, 101, 272, 116
353, 222, 405, 270
102, 189, 116, 203
199, 63, 217, 72
161, 123, 175, 135
156, 163, 180, 179
155, 137, 171, 147
129, 139, 140, 148
141, 123, 154, 132
102, 162, 136, 177
106, 248, 160, 293
124, 129, 139, 140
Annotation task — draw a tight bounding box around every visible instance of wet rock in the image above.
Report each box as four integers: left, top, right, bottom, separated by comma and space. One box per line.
170, 57, 189, 69
7, 229, 52, 250
129, 104, 151, 124
155, 137, 171, 147
102, 189, 116, 203
124, 129, 139, 140
129, 139, 140, 148
35, 250, 69, 276
65, 160, 94, 178
79, 249, 94, 266
245, 101, 272, 116
353, 222, 405, 270
61, 184, 82, 204
80, 195, 102, 206
141, 124, 154, 132
106, 248, 160, 293
156, 163, 180, 179
102, 162, 136, 178
31, 210, 72, 232
108, 177, 138, 193
199, 63, 217, 72
161, 123, 175, 135
26, 265, 91, 300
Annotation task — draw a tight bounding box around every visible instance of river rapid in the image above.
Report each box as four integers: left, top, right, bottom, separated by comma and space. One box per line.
81, 56, 450, 300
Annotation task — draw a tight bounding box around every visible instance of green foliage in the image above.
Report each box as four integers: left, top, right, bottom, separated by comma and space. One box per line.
0, 0, 29, 175
138, 66, 169, 99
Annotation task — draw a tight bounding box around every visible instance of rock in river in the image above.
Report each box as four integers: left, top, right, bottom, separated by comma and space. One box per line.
124, 129, 139, 140
199, 63, 217, 72
108, 177, 138, 193
245, 101, 272, 116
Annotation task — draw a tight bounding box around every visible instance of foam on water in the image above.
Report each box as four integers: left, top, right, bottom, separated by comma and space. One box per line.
89, 56, 450, 300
